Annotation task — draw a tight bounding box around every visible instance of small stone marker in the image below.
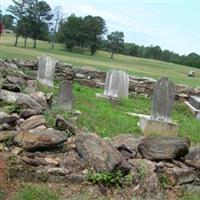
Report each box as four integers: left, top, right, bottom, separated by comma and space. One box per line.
189, 96, 200, 110
139, 77, 178, 136
185, 96, 200, 119
37, 55, 57, 87
103, 69, 129, 98
57, 81, 73, 110
188, 71, 195, 77
151, 77, 175, 122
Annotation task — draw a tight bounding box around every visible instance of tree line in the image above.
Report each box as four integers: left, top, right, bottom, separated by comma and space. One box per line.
1, 0, 200, 68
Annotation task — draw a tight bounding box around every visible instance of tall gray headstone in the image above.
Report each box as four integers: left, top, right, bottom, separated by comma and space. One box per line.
37, 55, 57, 87
57, 81, 73, 110
103, 69, 129, 98
151, 77, 175, 122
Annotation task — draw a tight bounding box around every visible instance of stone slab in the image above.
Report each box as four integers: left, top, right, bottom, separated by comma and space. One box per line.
184, 101, 200, 119
139, 116, 179, 136
189, 96, 200, 109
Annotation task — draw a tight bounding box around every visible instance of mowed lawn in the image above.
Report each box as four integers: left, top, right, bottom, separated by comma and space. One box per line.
1, 33, 200, 87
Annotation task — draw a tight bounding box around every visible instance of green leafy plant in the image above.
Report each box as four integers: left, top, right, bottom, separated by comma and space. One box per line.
138, 160, 146, 180
87, 171, 132, 186
158, 174, 169, 189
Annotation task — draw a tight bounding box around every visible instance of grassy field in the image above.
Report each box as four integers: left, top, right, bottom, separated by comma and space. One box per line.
1, 33, 200, 87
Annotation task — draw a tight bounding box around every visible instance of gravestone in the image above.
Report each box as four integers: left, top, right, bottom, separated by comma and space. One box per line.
151, 77, 175, 122
57, 81, 73, 110
185, 96, 200, 119
103, 69, 129, 98
139, 77, 178, 136
37, 55, 57, 87
189, 96, 200, 109
188, 71, 195, 77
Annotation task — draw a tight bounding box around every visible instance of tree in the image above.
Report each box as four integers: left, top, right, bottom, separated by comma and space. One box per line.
7, 0, 29, 46
50, 6, 63, 49
107, 31, 124, 59
17, 16, 32, 47
27, 0, 53, 48
2, 14, 14, 29
57, 14, 84, 50
83, 15, 107, 55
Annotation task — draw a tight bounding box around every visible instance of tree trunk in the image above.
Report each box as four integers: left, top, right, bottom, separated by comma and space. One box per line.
24, 37, 27, 48
14, 34, 19, 47
111, 51, 114, 59
33, 39, 37, 48
51, 40, 55, 49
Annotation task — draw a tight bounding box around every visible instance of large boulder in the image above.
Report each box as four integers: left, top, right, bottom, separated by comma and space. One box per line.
0, 89, 43, 113
138, 136, 190, 161
15, 129, 69, 151
75, 133, 130, 173
19, 115, 46, 131
112, 134, 143, 159
185, 147, 200, 169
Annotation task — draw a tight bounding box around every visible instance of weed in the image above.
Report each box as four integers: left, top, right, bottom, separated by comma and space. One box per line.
87, 170, 132, 186
158, 174, 169, 189
12, 184, 60, 200
138, 160, 146, 180
0, 188, 5, 200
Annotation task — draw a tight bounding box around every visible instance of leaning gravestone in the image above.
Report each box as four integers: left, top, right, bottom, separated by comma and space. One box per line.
184, 96, 200, 119
97, 69, 129, 99
57, 81, 73, 110
151, 77, 175, 122
37, 55, 57, 87
140, 77, 178, 136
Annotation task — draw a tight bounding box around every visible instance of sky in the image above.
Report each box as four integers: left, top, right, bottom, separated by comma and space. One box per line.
1, 0, 200, 55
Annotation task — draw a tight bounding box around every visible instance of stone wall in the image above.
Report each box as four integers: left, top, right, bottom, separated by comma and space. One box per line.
1, 58, 200, 100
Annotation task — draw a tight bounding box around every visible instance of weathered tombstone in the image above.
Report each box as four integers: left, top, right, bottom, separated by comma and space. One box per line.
188, 71, 195, 77
151, 77, 175, 122
139, 77, 178, 136
37, 55, 57, 87
101, 69, 129, 98
185, 96, 200, 119
57, 81, 73, 110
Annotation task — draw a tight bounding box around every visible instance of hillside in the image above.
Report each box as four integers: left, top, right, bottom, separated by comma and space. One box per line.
1, 33, 200, 87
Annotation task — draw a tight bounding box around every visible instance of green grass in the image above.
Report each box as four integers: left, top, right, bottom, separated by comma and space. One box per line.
41, 81, 200, 142
12, 184, 61, 200
75, 84, 200, 142
1, 34, 200, 87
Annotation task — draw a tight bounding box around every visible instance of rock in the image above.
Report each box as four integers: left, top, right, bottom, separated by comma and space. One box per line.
2, 84, 21, 92
156, 161, 197, 185
46, 93, 53, 107
30, 92, 48, 108
129, 159, 160, 195
55, 115, 76, 134
11, 147, 23, 155
20, 109, 40, 119
0, 131, 17, 145
61, 150, 88, 175
15, 129, 69, 151
75, 133, 130, 173
185, 147, 200, 169
138, 136, 190, 161
24, 80, 38, 93
112, 134, 142, 159
0, 89, 43, 113
0, 112, 18, 125
6, 76, 26, 84
19, 115, 46, 131
44, 157, 60, 166
47, 167, 66, 176
0, 123, 11, 131
22, 156, 47, 166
